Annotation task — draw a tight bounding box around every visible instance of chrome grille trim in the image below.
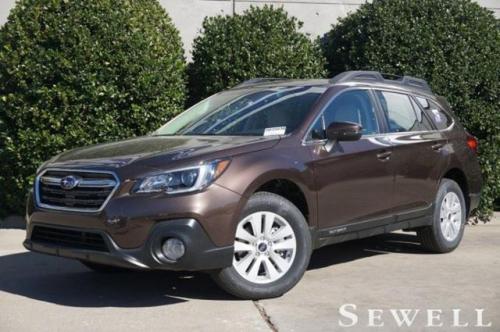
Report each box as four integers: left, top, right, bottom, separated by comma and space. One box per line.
40, 175, 117, 188
35, 168, 120, 213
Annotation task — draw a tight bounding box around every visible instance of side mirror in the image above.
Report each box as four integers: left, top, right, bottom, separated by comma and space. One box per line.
326, 121, 362, 141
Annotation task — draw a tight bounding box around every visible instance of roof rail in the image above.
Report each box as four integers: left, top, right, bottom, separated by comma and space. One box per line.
234, 78, 287, 88
400, 76, 431, 92
330, 71, 432, 93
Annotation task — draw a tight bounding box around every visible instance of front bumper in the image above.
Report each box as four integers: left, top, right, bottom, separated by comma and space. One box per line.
24, 219, 234, 271
26, 180, 244, 249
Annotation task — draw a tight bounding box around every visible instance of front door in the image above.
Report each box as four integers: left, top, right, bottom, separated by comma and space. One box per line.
307, 88, 395, 229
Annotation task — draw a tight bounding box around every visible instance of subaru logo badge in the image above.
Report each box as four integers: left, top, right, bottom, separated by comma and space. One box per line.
60, 175, 80, 190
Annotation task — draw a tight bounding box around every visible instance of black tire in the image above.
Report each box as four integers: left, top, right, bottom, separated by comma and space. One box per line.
80, 261, 130, 273
417, 179, 466, 253
211, 192, 312, 300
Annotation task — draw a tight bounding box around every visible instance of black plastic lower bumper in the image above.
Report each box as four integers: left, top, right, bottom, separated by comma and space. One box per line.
24, 219, 234, 271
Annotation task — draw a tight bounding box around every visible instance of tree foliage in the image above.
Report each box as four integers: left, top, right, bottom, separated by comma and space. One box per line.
188, 5, 327, 102
0, 0, 186, 215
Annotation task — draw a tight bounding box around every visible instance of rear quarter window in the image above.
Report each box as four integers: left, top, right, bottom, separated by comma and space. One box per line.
415, 97, 453, 130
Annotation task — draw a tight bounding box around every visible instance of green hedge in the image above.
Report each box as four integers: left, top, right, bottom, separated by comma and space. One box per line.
322, 0, 499, 221
0, 0, 186, 216
188, 5, 327, 103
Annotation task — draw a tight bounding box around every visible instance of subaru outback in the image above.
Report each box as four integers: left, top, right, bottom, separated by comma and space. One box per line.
24, 71, 482, 299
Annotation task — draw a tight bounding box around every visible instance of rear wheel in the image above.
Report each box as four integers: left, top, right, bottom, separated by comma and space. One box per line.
211, 192, 312, 299
417, 179, 466, 253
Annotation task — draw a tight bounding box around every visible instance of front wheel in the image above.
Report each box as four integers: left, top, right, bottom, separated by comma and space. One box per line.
417, 179, 466, 253
211, 192, 312, 299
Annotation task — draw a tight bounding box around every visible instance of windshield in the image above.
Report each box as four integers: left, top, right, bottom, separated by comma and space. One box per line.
154, 86, 326, 136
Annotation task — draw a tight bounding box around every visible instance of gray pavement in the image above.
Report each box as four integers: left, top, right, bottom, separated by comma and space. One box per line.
0, 214, 499, 331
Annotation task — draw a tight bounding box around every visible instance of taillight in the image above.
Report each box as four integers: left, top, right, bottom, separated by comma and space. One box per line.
466, 132, 478, 153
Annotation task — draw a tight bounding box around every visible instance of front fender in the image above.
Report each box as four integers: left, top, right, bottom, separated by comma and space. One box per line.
215, 144, 318, 228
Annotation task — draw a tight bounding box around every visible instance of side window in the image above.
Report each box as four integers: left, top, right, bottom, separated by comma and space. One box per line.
324, 90, 379, 134
410, 97, 434, 131
415, 97, 429, 109
416, 97, 453, 130
307, 89, 379, 140
375, 90, 427, 132
309, 115, 326, 140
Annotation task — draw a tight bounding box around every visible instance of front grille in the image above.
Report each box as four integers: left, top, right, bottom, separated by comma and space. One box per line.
36, 169, 118, 212
31, 226, 109, 252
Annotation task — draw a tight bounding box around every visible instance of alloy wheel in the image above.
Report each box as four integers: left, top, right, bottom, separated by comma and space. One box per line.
439, 192, 462, 241
233, 211, 297, 284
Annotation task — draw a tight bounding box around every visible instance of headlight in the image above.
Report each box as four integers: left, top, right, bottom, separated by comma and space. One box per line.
134, 159, 230, 194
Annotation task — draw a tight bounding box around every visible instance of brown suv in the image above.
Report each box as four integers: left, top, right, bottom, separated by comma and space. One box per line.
24, 71, 482, 299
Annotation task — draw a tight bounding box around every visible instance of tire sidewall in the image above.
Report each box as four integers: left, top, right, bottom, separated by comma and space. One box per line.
432, 179, 466, 251
216, 192, 312, 299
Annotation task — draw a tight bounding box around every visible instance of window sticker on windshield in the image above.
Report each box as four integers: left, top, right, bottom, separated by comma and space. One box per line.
263, 127, 286, 136
431, 109, 443, 123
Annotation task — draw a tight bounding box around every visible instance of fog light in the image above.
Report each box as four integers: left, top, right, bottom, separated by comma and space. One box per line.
162, 238, 185, 261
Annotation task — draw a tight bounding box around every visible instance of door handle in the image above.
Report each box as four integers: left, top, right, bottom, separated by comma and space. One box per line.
377, 150, 392, 161
431, 143, 444, 151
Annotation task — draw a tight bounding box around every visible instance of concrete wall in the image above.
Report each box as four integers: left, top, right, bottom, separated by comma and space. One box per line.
0, 0, 499, 59
163, 0, 365, 58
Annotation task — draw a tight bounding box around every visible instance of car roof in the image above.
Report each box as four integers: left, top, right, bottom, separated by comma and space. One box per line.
231, 71, 436, 99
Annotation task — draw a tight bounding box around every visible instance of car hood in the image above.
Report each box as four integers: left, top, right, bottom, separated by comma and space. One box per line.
47, 135, 279, 171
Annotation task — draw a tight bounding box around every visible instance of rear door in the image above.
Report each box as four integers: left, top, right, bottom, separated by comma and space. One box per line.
373, 90, 448, 220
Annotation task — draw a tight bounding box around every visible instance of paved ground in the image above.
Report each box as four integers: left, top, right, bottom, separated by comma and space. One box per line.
0, 214, 498, 332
